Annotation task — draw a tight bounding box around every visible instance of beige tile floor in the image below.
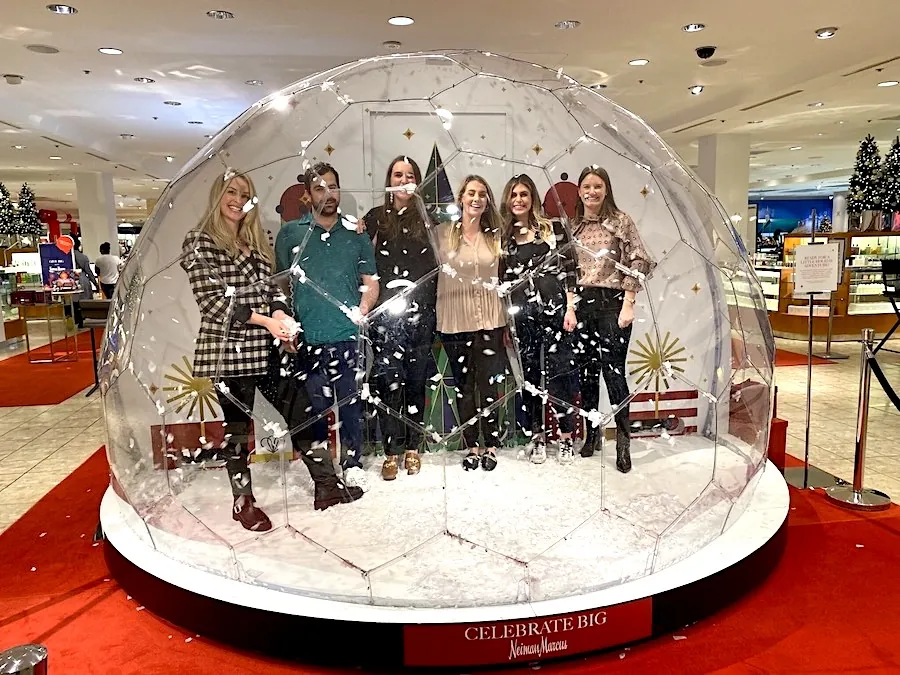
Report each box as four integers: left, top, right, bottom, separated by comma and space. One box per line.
0, 332, 897, 535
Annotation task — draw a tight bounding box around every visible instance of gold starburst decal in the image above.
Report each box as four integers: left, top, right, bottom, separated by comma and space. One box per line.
628, 331, 688, 414
324, 143, 335, 156
640, 185, 649, 197
164, 356, 219, 436
532, 143, 543, 155
403, 128, 415, 140
692, 283, 701, 294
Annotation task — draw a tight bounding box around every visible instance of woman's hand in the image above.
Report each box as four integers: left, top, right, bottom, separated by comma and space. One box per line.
266, 316, 294, 341
563, 307, 577, 332
618, 301, 634, 329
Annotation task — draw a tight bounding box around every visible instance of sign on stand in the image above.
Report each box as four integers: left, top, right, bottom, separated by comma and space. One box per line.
793, 242, 841, 294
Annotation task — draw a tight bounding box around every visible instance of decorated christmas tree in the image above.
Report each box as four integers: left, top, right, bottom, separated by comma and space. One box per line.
880, 136, 900, 216
0, 182, 15, 237
847, 135, 882, 214
16, 183, 42, 238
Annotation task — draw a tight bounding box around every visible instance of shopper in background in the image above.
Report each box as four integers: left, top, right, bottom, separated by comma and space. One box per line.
94, 241, 122, 299
73, 238, 98, 328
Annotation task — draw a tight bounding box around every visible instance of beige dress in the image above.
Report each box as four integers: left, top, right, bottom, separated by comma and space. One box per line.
435, 222, 507, 334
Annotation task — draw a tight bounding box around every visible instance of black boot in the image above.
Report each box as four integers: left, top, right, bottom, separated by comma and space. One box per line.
297, 441, 364, 510
581, 428, 599, 458
615, 415, 632, 474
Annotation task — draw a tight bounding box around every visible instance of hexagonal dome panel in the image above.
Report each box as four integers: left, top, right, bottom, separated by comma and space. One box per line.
101, 51, 774, 608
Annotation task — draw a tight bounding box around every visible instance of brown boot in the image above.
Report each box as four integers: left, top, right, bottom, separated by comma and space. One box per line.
382, 455, 399, 481
404, 450, 421, 476
232, 495, 272, 532
315, 479, 364, 511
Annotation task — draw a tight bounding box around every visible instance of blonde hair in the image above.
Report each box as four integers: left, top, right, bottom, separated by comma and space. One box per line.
199, 171, 273, 264
449, 174, 502, 256
499, 174, 554, 246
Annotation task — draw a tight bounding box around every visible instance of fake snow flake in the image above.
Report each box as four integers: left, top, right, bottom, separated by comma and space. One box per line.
673, 635, 687, 641
185, 637, 193, 643
30, 566, 37, 572
224, 285, 236, 298
856, 544, 864, 548
321, 231, 330, 242
408, 405, 418, 415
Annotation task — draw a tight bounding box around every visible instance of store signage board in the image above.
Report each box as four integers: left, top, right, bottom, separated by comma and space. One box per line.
794, 242, 841, 295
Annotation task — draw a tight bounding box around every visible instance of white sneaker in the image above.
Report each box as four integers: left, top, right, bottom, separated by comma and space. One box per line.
531, 441, 547, 464
342, 466, 371, 493
558, 439, 574, 465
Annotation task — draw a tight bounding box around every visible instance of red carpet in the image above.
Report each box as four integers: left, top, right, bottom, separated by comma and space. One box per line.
0, 333, 98, 406
774, 348, 835, 367
1, 451, 899, 674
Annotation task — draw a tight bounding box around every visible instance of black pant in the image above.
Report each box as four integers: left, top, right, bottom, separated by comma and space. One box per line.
216, 375, 269, 497
101, 283, 115, 299
440, 328, 508, 449
514, 308, 578, 435
372, 308, 436, 454
217, 364, 339, 497
574, 287, 632, 437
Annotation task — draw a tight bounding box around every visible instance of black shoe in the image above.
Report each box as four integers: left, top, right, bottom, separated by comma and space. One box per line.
581, 431, 597, 458
315, 481, 364, 510
481, 450, 497, 471
463, 451, 480, 471
616, 428, 632, 473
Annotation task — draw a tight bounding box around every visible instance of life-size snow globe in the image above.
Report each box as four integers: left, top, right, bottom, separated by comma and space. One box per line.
99, 51, 786, 666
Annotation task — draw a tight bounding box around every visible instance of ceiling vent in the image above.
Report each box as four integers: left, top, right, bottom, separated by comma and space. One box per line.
740, 90, 804, 112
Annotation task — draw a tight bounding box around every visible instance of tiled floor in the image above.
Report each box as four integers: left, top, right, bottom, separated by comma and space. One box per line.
0, 333, 897, 535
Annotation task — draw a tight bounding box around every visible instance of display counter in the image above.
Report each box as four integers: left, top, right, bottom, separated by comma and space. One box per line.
752, 231, 900, 341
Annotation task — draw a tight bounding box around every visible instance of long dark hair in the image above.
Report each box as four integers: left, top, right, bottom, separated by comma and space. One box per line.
378, 155, 426, 241
499, 174, 554, 246
573, 165, 621, 235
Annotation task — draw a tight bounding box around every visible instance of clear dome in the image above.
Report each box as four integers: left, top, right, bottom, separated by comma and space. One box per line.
100, 51, 774, 608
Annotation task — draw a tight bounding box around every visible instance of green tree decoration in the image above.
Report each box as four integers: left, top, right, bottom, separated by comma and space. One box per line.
0, 182, 16, 237
16, 183, 42, 239
847, 134, 882, 214
880, 136, 900, 216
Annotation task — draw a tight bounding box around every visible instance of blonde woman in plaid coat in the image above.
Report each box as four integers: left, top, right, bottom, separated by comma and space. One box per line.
181, 171, 362, 531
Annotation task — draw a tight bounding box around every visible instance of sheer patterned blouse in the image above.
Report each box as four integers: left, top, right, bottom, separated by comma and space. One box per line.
573, 212, 654, 292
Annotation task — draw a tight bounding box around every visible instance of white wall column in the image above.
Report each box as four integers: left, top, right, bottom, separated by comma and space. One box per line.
696, 134, 752, 252
74, 172, 118, 259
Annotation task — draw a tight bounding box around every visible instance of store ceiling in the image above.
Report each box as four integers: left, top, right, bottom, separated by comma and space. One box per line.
1, 0, 899, 216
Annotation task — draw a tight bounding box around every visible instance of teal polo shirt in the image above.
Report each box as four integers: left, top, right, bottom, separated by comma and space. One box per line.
275, 214, 377, 345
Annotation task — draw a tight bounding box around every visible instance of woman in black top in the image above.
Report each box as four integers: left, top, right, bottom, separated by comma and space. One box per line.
499, 174, 579, 465
363, 155, 438, 481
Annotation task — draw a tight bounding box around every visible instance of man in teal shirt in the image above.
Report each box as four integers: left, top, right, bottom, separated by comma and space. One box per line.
275, 163, 379, 491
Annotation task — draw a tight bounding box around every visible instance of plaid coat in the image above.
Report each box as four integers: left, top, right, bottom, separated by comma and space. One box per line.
181, 230, 288, 379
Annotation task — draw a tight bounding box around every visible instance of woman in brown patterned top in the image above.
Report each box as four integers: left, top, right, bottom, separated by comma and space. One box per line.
435, 175, 509, 471
572, 166, 654, 473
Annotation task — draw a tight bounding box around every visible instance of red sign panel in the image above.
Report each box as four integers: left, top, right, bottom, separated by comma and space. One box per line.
403, 599, 653, 667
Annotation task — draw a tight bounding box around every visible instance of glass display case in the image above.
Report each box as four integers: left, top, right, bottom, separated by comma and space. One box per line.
754, 268, 781, 312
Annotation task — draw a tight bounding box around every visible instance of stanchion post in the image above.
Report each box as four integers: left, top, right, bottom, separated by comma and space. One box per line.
814, 291, 849, 360
825, 328, 892, 511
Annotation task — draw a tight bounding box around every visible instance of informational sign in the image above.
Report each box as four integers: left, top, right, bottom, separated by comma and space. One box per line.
793, 242, 841, 295
39, 241, 77, 291
403, 599, 653, 667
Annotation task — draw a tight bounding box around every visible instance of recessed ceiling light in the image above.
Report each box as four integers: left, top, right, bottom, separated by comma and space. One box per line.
206, 9, 234, 19
877, 81, 899, 87
683, 23, 705, 32
151, 187, 160, 190
163, 100, 181, 106
71, 162, 80, 166
808, 101, 824, 107
383, 40, 402, 51
46, 4, 77, 14
388, 16, 414, 26
165, 156, 174, 162
689, 85, 704, 95
49, 155, 62, 160
12, 145, 25, 149
120, 134, 134, 139
815, 27, 838, 39
589, 83, 607, 89
98, 47, 122, 55
26, 44, 60, 54
188, 121, 203, 125
628, 58, 649, 66
555, 19, 581, 29
245, 79, 263, 86
790, 146, 802, 151
747, 120, 763, 124
134, 77, 155, 84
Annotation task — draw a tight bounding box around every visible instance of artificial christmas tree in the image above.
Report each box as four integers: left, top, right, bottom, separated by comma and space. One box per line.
16, 183, 42, 239
880, 136, 900, 230
0, 182, 16, 239
848, 135, 882, 230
